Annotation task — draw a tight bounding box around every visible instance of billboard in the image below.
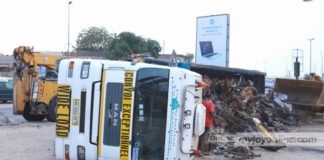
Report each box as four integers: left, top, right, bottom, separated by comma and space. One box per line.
195, 14, 230, 67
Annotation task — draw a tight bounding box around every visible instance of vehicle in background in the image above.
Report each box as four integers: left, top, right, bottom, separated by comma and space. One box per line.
12, 46, 62, 121
0, 77, 13, 83
274, 78, 324, 115
55, 59, 206, 160
0, 77, 13, 103
265, 77, 275, 94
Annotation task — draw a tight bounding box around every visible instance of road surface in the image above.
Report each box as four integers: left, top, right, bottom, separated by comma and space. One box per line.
0, 102, 25, 124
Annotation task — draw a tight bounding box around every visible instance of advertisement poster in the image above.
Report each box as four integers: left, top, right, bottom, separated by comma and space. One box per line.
195, 14, 230, 67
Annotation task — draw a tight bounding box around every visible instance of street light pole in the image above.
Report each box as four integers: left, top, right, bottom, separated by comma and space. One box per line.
321, 52, 323, 79
308, 38, 314, 74
68, 1, 72, 54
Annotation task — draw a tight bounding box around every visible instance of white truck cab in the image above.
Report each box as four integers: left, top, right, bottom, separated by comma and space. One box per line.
55, 59, 206, 160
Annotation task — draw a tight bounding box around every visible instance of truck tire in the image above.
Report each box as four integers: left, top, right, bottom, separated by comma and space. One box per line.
47, 95, 57, 122
23, 103, 45, 121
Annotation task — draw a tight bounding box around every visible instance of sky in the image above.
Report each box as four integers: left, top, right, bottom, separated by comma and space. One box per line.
0, 0, 323, 77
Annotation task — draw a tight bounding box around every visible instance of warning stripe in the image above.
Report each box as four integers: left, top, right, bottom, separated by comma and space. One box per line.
56, 84, 71, 138
119, 70, 134, 160
98, 71, 106, 156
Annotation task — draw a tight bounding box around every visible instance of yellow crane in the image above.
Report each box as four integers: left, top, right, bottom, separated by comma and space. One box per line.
13, 46, 62, 121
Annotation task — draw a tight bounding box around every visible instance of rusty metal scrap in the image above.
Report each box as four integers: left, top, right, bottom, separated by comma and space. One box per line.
201, 75, 296, 158
203, 75, 297, 132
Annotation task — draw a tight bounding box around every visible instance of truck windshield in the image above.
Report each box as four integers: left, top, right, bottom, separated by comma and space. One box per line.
131, 68, 169, 160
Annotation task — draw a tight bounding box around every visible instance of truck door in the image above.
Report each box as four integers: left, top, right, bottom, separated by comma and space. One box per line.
98, 67, 134, 160
130, 68, 169, 160
98, 68, 170, 160
0, 82, 7, 101
0, 81, 13, 101
5, 81, 13, 101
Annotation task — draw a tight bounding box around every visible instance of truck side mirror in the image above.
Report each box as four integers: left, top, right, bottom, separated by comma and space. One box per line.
194, 103, 206, 136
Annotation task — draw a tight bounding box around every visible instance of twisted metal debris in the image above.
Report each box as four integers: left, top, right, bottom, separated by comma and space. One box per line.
201, 75, 297, 159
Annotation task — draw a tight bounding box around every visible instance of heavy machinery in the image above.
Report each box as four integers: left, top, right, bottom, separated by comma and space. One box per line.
55, 58, 207, 159
13, 46, 62, 121
274, 78, 324, 114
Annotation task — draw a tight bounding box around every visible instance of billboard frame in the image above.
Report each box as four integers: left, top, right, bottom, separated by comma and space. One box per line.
195, 14, 230, 67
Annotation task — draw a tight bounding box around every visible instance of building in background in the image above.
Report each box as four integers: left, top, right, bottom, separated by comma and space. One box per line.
0, 54, 14, 77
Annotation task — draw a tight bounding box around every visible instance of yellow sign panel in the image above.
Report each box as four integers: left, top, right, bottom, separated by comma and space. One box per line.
72, 99, 80, 126
56, 84, 71, 138
120, 70, 134, 159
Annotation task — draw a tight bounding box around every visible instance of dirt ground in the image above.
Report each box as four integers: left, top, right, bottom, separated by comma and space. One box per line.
0, 103, 56, 160
0, 122, 56, 160
1, 103, 324, 160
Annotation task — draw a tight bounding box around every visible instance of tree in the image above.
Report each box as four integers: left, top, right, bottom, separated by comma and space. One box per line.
105, 38, 132, 60
75, 27, 161, 59
146, 39, 161, 57
105, 31, 161, 59
74, 27, 112, 52
119, 32, 147, 54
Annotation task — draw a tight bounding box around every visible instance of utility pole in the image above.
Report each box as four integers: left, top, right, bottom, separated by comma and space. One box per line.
68, 1, 72, 54
292, 48, 304, 78
293, 49, 302, 80
285, 56, 288, 78
308, 38, 314, 74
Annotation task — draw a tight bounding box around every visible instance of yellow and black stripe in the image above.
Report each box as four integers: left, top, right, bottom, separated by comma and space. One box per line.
119, 70, 134, 160
56, 84, 71, 138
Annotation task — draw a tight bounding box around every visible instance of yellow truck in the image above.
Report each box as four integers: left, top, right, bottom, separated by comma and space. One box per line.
13, 46, 62, 121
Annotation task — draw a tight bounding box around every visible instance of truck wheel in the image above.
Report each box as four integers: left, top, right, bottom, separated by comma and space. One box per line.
22, 103, 45, 121
47, 95, 57, 122
2, 100, 7, 103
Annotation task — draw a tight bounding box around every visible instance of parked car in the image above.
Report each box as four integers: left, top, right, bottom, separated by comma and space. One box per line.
0, 77, 13, 103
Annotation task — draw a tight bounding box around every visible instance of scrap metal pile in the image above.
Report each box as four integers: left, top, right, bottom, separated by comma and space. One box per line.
203, 75, 297, 132
202, 75, 298, 159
